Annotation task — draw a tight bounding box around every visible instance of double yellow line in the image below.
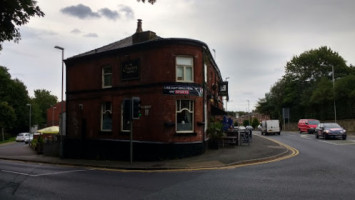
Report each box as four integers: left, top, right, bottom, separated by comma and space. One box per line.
94, 136, 299, 173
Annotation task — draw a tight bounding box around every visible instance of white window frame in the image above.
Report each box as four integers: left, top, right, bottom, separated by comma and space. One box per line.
102, 66, 112, 88
176, 100, 194, 133
176, 56, 194, 82
101, 102, 112, 131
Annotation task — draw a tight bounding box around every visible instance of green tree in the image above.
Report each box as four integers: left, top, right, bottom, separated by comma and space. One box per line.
0, 0, 44, 51
257, 46, 352, 121
334, 75, 355, 118
0, 101, 16, 130
251, 118, 259, 129
310, 78, 333, 120
243, 120, 249, 126
31, 89, 57, 126
0, 66, 30, 134
137, 0, 156, 4
285, 46, 349, 84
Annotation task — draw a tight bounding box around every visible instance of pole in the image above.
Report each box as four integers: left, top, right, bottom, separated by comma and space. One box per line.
55, 45, 64, 157
26, 104, 31, 133
332, 65, 337, 122
130, 120, 133, 164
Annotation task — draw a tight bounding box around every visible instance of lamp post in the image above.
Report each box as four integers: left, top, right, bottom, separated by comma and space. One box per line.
26, 104, 31, 133
54, 45, 64, 157
332, 65, 337, 122
52, 106, 56, 126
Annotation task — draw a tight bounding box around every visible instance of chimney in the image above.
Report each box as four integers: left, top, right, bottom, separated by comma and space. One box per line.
136, 19, 143, 33
132, 19, 157, 44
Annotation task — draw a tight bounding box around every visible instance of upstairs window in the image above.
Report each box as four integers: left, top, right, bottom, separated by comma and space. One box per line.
102, 66, 112, 88
101, 102, 112, 131
176, 56, 193, 82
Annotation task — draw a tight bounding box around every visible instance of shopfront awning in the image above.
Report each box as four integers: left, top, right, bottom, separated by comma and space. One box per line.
211, 105, 227, 116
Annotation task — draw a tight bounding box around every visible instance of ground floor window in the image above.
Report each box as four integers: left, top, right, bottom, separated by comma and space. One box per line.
176, 100, 194, 133
101, 102, 112, 131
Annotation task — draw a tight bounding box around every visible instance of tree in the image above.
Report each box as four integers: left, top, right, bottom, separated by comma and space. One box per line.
137, 0, 156, 4
285, 46, 349, 84
0, 66, 30, 134
32, 89, 58, 126
251, 118, 259, 129
334, 75, 355, 118
0, 101, 16, 130
0, 0, 44, 51
256, 46, 353, 121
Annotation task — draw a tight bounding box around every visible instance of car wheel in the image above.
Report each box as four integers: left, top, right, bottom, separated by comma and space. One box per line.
323, 133, 328, 140
299, 129, 302, 134
316, 132, 319, 139
343, 135, 347, 140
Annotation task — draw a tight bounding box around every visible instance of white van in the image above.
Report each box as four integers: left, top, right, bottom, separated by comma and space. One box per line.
261, 120, 281, 135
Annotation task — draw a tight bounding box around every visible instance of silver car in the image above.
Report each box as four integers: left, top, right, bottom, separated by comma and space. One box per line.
15, 132, 31, 142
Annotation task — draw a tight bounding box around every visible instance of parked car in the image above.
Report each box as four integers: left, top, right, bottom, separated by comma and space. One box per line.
25, 134, 33, 144
298, 119, 320, 134
315, 123, 347, 140
16, 132, 31, 142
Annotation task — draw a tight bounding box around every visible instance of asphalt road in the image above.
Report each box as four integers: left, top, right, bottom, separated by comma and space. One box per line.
1, 132, 355, 200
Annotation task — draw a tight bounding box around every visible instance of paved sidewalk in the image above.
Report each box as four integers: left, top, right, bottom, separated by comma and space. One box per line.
0, 134, 291, 171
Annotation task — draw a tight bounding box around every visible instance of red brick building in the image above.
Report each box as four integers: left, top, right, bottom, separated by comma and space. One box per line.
47, 102, 66, 126
63, 20, 226, 160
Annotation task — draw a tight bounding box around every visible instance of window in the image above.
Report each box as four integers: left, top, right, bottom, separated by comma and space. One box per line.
101, 102, 112, 131
176, 100, 194, 133
176, 56, 193, 82
102, 66, 112, 88
121, 99, 131, 132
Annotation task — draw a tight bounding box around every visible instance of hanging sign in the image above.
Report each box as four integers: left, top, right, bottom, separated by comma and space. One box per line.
219, 81, 228, 97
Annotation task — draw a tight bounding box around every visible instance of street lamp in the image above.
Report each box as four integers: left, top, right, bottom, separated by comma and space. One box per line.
52, 106, 56, 126
54, 46, 64, 106
54, 45, 64, 157
26, 104, 31, 133
332, 65, 337, 122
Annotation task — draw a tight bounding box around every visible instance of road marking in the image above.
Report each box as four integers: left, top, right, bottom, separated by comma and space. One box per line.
1, 169, 92, 177
92, 135, 299, 173
318, 139, 355, 146
299, 133, 355, 145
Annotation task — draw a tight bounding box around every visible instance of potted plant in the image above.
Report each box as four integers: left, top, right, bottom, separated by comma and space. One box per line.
207, 121, 225, 149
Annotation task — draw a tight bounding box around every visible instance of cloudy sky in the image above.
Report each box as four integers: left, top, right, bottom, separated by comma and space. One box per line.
1, 0, 355, 112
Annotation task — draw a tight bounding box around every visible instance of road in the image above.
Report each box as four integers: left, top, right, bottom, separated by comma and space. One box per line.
1, 132, 355, 200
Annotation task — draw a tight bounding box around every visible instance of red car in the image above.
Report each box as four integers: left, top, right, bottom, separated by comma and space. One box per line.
298, 119, 319, 134
315, 123, 347, 140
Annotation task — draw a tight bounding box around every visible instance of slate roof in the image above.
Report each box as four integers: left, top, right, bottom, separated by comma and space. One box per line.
69, 34, 161, 59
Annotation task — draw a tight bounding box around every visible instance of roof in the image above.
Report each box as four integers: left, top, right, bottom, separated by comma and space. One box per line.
65, 31, 222, 79
69, 34, 159, 59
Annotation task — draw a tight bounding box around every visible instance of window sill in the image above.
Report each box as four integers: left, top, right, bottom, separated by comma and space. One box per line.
99, 130, 112, 134
174, 132, 197, 136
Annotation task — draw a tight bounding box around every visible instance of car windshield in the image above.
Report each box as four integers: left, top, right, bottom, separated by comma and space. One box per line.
324, 123, 341, 129
309, 120, 319, 125
18, 133, 24, 136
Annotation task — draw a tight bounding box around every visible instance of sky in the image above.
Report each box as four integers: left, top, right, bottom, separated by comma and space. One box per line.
1, 0, 355, 112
